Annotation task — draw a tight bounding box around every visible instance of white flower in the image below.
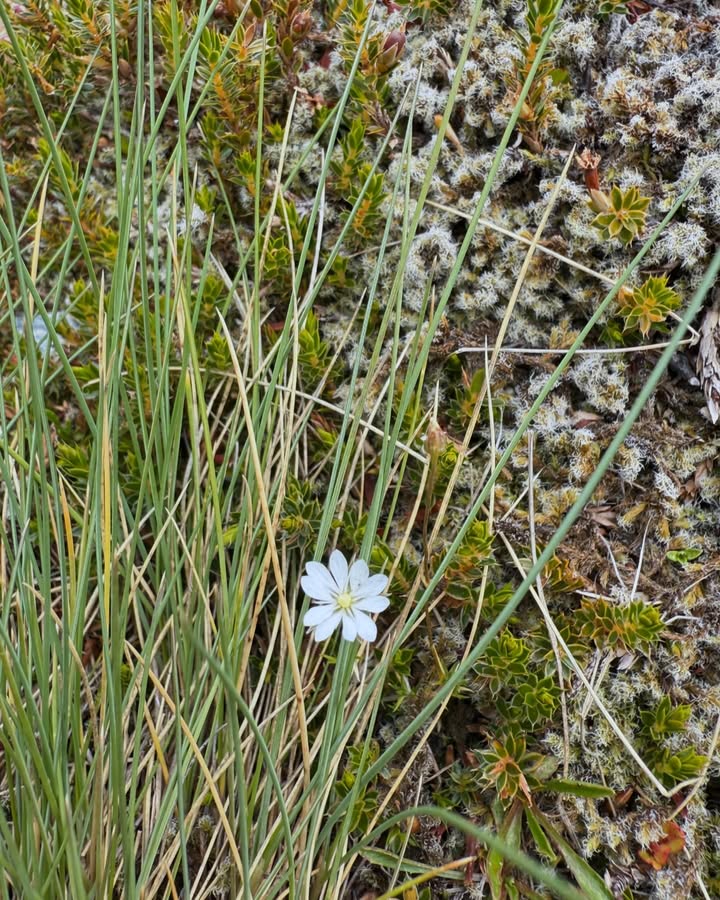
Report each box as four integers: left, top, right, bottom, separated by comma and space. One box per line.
301, 549, 390, 643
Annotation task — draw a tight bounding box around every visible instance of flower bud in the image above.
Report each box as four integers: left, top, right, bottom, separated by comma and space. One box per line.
425, 419, 449, 457
375, 30, 406, 74
588, 188, 611, 214
290, 9, 312, 40
519, 100, 535, 121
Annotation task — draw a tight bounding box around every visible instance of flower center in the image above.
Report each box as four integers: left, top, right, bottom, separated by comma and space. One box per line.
335, 591, 354, 610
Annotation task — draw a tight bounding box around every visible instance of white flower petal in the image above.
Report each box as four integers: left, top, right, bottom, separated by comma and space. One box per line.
341, 612, 357, 641
301, 573, 335, 602
354, 596, 390, 614
313, 611, 342, 642
329, 549, 349, 590
353, 573, 389, 599
303, 605, 336, 628
303, 562, 337, 599
349, 558, 369, 592
354, 610, 377, 643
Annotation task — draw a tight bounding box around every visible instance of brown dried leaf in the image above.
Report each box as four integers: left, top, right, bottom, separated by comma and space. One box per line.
696, 301, 720, 424
587, 504, 616, 530
682, 457, 714, 497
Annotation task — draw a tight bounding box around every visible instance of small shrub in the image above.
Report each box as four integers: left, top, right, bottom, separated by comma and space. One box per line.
617, 276, 681, 337
590, 186, 651, 245
575, 597, 664, 653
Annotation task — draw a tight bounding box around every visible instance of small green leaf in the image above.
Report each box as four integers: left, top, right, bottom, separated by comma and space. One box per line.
525, 808, 558, 862
666, 548, 702, 564
549, 67, 570, 84
488, 803, 523, 900
532, 811, 613, 899
541, 779, 615, 799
